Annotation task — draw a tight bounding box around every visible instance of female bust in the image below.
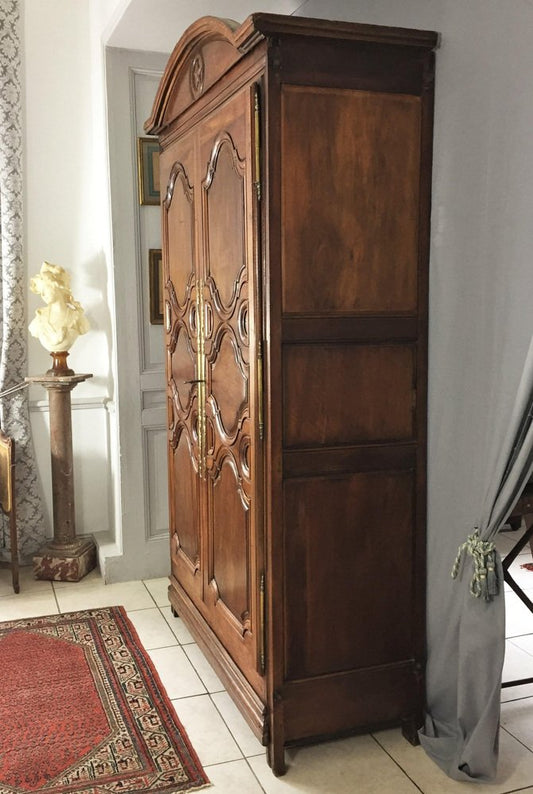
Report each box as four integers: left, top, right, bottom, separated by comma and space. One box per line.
29, 262, 90, 353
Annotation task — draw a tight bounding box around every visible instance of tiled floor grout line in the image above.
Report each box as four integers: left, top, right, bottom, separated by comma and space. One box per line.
141, 579, 163, 609
170, 681, 270, 794
200, 755, 268, 794
172, 691, 220, 704
129, 635, 191, 652
201, 759, 247, 768
206, 688, 257, 757
508, 637, 533, 650
241, 755, 269, 794
503, 694, 533, 704
500, 724, 533, 759
51, 580, 61, 613
172, 647, 270, 791
370, 733, 426, 794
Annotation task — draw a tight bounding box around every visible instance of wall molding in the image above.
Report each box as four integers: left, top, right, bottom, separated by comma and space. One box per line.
30, 396, 114, 413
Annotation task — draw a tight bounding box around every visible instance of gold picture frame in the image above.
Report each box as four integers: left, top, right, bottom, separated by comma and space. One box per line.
149, 249, 163, 324
137, 137, 160, 205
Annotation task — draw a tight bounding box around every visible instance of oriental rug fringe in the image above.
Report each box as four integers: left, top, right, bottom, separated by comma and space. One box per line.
0, 606, 210, 794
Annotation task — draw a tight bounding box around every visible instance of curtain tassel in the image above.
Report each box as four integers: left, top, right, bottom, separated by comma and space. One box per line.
451, 528, 500, 601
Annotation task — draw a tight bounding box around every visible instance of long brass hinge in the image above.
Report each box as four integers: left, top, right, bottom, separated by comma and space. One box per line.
196, 278, 206, 478
253, 84, 261, 202
259, 570, 266, 675
257, 340, 264, 441
253, 82, 264, 443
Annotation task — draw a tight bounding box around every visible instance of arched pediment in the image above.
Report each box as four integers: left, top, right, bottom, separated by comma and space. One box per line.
145, 15, 243, 136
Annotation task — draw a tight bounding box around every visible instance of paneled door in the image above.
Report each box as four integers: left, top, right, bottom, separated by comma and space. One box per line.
163, 84, 264, 693
106, 48, 170, 582
161, 128, 203, 606
201, 85, 263, 692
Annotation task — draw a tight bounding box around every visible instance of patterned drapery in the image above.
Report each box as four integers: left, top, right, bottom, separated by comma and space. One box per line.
0, 0, 46, 561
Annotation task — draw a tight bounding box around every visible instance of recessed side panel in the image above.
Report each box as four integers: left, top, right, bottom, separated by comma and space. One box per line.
145, 426, 170, 540
210, 454, 250, 627
166, 164, 195, 308
282, 663, 416, 744
281, 86, 421, 314
283, 343, 415, 448
169, 426, 200, 587
209, 327, 248, 441
283, 469, 414, 680
204, 137, 246, 310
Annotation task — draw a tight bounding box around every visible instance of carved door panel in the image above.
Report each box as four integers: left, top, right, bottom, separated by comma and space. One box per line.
199, 87, 262, 683
161, 133, 204, 604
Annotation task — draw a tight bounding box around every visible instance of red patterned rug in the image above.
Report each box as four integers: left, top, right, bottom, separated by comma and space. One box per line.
0, 606, 210, 793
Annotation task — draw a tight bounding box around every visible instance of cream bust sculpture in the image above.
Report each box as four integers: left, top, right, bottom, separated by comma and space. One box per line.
29, 262, 90, 362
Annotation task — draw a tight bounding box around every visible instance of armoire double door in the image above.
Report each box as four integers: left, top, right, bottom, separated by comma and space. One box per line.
160, 84, 265, 697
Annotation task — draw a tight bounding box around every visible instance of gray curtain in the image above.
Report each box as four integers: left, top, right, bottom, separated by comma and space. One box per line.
0, 0, 46, 561
419, 337, 533, 781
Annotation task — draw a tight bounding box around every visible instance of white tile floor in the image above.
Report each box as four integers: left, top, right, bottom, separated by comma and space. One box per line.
1, 534, 533, 794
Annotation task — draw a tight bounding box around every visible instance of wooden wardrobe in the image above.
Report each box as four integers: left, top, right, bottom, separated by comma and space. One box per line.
146, 13, 437, 775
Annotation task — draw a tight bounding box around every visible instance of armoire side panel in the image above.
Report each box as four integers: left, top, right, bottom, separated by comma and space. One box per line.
283, 469, 415, 680
281, 85, 421, 314
276, 27, 431, 768
283, 343, 415, 447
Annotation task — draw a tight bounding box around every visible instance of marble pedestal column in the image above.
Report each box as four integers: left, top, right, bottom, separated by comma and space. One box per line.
27, 362, 95, 581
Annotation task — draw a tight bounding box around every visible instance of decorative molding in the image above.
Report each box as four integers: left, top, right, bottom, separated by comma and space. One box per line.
164, 160, 193, 210
145, 16, 240, 135
204, 131, 244, 190
29, 396, 112, 413
190, 51, 205, 98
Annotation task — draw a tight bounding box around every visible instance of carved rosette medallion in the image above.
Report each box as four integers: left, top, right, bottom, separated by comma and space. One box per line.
190, 52, 205, 98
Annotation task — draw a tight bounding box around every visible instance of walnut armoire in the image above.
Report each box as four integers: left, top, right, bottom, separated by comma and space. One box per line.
145, 12, 437, 775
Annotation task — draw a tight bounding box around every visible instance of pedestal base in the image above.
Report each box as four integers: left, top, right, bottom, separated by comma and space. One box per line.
33, 536, 96, 582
